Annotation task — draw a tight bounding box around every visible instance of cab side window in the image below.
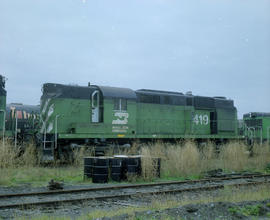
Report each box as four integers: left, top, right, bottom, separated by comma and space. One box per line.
114, 98, 127, 111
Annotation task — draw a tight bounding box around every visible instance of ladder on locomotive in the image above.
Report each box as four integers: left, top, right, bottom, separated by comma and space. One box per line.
42, 132, 55, 161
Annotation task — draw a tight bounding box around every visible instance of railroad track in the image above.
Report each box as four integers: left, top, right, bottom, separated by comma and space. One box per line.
0, 174, 269, 209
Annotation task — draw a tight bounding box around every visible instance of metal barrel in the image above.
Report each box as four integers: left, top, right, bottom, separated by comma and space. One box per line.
110, 158, 122, 182
92, 157, 109, 183
127, 155, 141, 177
84, 157, 95, 178
114, 155, 129, 180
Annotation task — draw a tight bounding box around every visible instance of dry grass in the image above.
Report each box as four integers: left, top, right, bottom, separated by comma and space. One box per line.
0, 142, 84, 186
164, 141, 201, 177
72, 147, 95, 166
250, 143, 270, 169
1, 140, 270, 186
141, 148, 159, 181
219, 141, 250, 171
0, 141, 38, 168
0, 141, 19, 168
140, 141, 270, 179
140, 141, 202, 179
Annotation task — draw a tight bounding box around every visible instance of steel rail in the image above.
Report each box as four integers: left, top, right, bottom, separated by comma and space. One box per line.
0, 174, 270, 199
0, 180, 269, 210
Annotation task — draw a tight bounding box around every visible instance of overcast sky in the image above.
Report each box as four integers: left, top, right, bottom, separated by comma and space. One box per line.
0, 0, 269, 117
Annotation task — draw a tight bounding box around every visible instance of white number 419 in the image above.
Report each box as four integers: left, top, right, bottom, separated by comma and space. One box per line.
193, 114, 209, 125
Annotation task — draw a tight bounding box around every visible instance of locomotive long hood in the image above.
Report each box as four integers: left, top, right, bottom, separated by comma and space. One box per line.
42, 83, 137, 100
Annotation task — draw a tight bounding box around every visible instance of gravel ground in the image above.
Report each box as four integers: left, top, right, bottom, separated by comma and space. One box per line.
0, 177, 268, 208
0, 177, 270, 219
1, 194, 270, 219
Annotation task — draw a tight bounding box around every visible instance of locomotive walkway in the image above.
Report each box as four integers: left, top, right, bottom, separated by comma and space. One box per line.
0, 174, 270, 209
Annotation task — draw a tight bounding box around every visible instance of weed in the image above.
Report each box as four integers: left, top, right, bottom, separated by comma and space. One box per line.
244, 205, 262, 216
228, 207, 238, 215
229, 204, 263, 217
265, 163, 270, 173
16, 216, 71, 220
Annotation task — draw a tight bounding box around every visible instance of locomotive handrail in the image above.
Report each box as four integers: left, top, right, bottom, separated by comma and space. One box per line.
40, 117, 48, 150
247, 126, 255, 143
246, 126, 263, 145
43, 121, 46, 150
55, 115, 60, 149
14, 111, 18, 148
260, 126, 263, 145
267, 127, 270, 144
0, 109, 5, 146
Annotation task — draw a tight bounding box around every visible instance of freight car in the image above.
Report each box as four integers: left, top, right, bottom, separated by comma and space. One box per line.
243, 112, 270, 145
40, 83, 239, 160
5, 103, 39, 142
0, 75, 39, 142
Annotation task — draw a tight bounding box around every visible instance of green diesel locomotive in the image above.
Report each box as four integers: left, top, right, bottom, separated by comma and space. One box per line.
243, 112, 270, 145
40, 83, 239, 160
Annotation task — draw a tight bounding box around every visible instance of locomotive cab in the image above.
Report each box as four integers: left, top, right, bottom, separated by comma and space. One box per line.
40, 83, 137, 160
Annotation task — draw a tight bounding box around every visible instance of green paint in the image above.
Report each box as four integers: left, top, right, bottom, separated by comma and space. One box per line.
42, 94, 238, 142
